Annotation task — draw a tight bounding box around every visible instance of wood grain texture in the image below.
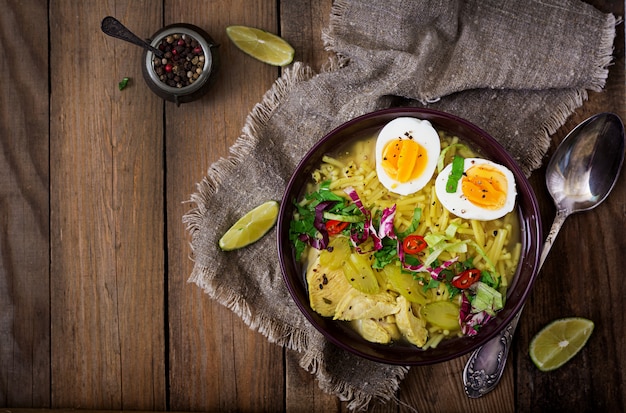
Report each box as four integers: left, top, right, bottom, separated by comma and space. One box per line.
49, 1, 165, 409
0, 0, 50, 407
281, 0, 335, 73
1, 0, 624, 412
165, 1, 284, 411
516, 2, 626, 408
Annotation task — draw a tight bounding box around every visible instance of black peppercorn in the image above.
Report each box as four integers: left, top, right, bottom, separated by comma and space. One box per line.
152, 32, 205, 88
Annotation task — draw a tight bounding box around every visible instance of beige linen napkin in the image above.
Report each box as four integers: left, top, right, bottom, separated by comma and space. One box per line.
184, 0, 617, 410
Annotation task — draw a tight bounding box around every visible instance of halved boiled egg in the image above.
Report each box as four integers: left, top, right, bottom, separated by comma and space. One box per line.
375, 117, 441, 195
435, 158, 517, 220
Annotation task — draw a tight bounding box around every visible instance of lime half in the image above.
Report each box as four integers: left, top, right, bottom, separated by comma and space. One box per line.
529, 317, 594, 372
226, 25, 295, 66
219, 201, 279, 251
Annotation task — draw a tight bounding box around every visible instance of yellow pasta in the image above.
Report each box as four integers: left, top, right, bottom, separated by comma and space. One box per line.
471, 220, 485, 248
328, 176, 364, 190
487, 228, 508, 264
321, 155, 345, 168
301, 132, 522, 349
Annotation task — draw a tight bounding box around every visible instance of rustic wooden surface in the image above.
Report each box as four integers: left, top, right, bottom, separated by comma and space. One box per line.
1, 0, 624, 412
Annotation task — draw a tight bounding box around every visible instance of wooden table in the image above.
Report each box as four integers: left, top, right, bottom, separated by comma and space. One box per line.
2, 1, 624, 412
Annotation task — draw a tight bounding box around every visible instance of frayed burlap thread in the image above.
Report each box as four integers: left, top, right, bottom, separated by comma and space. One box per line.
184, 0, 617, 410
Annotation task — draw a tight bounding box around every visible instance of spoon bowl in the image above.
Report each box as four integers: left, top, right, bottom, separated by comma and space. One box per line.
101, 16, 164, 58
463, 112, 625, 398
547, 113, 625, 214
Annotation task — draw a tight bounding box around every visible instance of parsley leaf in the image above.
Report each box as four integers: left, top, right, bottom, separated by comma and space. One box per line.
372, 237, 397, 269
118, 77, 130, 90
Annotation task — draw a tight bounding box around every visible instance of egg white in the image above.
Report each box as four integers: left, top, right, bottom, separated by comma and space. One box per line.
435, 158, 517, 220
375, 117, 441, 196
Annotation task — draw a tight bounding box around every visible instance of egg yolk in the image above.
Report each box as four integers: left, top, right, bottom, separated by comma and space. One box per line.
381, 138, 428, 183
461, 164, 508, 209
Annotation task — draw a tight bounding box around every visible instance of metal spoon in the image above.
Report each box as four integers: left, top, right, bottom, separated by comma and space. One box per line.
463, 112, 625, 398
101, 16, 164, 58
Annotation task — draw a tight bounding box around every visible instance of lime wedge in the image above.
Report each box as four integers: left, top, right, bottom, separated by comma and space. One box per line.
226, 25, 295, 66
219, 201, 279, 251
529, 317, 594, 372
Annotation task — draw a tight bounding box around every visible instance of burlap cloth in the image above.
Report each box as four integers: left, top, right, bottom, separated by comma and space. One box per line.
184, 0, 618, 410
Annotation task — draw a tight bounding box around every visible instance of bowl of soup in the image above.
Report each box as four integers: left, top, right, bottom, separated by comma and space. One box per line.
277, 108, 542, 365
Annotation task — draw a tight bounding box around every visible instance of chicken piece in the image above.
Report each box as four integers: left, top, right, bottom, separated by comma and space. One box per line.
379, 315, 402, 341
351, 315, 403, 344
351, 319, 392, 344
306, 251, 353, 317
333, 289, 399, 321
395, 295, 428, 347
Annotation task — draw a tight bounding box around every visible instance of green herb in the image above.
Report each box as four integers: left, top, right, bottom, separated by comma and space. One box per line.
118, 77, 130, 91
437, 143, 470, 173
423, 277, 440, 292
289, 202, 317, 259
396, 208, 422, 238
372, 237, 397, 269
322, 211, 364, 222
307, 180, 345, 204
480, 270, 500, 289
446, 283, 461, 298
289, 181, 364, 259
403, 255, 421, 268
446, 155, 465, 193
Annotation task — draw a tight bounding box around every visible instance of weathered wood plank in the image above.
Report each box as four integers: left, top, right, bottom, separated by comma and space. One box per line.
49, 1, 165, 409
0, 0, 50, 407
165, 1, 284, 411
517, 1, 626, 409
1, 0, 624, 411
281, 0, 335, 73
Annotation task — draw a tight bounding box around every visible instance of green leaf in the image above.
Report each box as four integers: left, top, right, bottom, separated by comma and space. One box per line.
396, 207, 422, 239
372, 238, 397, 269
118, 77, 130, 90
446, 155, 465, 193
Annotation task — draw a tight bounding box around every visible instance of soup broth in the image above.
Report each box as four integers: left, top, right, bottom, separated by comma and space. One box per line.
289, 127, 521, 349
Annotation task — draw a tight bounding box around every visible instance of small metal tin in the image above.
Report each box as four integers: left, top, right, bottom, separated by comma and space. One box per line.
142, 23, 219, 105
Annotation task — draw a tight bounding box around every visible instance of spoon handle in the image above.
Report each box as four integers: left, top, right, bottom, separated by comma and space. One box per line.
462, 208, 569, 397
463, 310, 522, 398
538, 208, 568, 269
101, 16, 164, 58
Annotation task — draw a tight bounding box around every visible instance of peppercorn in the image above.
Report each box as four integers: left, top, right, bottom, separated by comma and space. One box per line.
152, 32, 205, 88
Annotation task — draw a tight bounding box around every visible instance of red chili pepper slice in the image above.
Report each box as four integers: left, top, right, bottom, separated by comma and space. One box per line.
325, 220, 349, 235
402, 235, 427, 254
451, 268, 481, 289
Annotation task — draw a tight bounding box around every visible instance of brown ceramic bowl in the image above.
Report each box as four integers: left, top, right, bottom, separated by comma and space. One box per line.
277, 108, 542, 365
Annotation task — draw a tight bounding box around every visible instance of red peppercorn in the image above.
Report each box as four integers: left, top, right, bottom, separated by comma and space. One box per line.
151, 32, 205, 89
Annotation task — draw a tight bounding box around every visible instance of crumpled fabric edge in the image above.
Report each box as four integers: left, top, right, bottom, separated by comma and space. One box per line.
299, 348, 412, 412
183, 61, 408, 411
183, 62, 316, 232
587, 13, 620, 92
187, 263, 312, 351
321, 1, 619, 176
534, 12, 619, 170
534, 88, 587, 169
183, 61, 317, 354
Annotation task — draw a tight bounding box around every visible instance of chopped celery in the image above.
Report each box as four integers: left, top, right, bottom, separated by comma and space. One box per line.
471, 282, 503, 315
